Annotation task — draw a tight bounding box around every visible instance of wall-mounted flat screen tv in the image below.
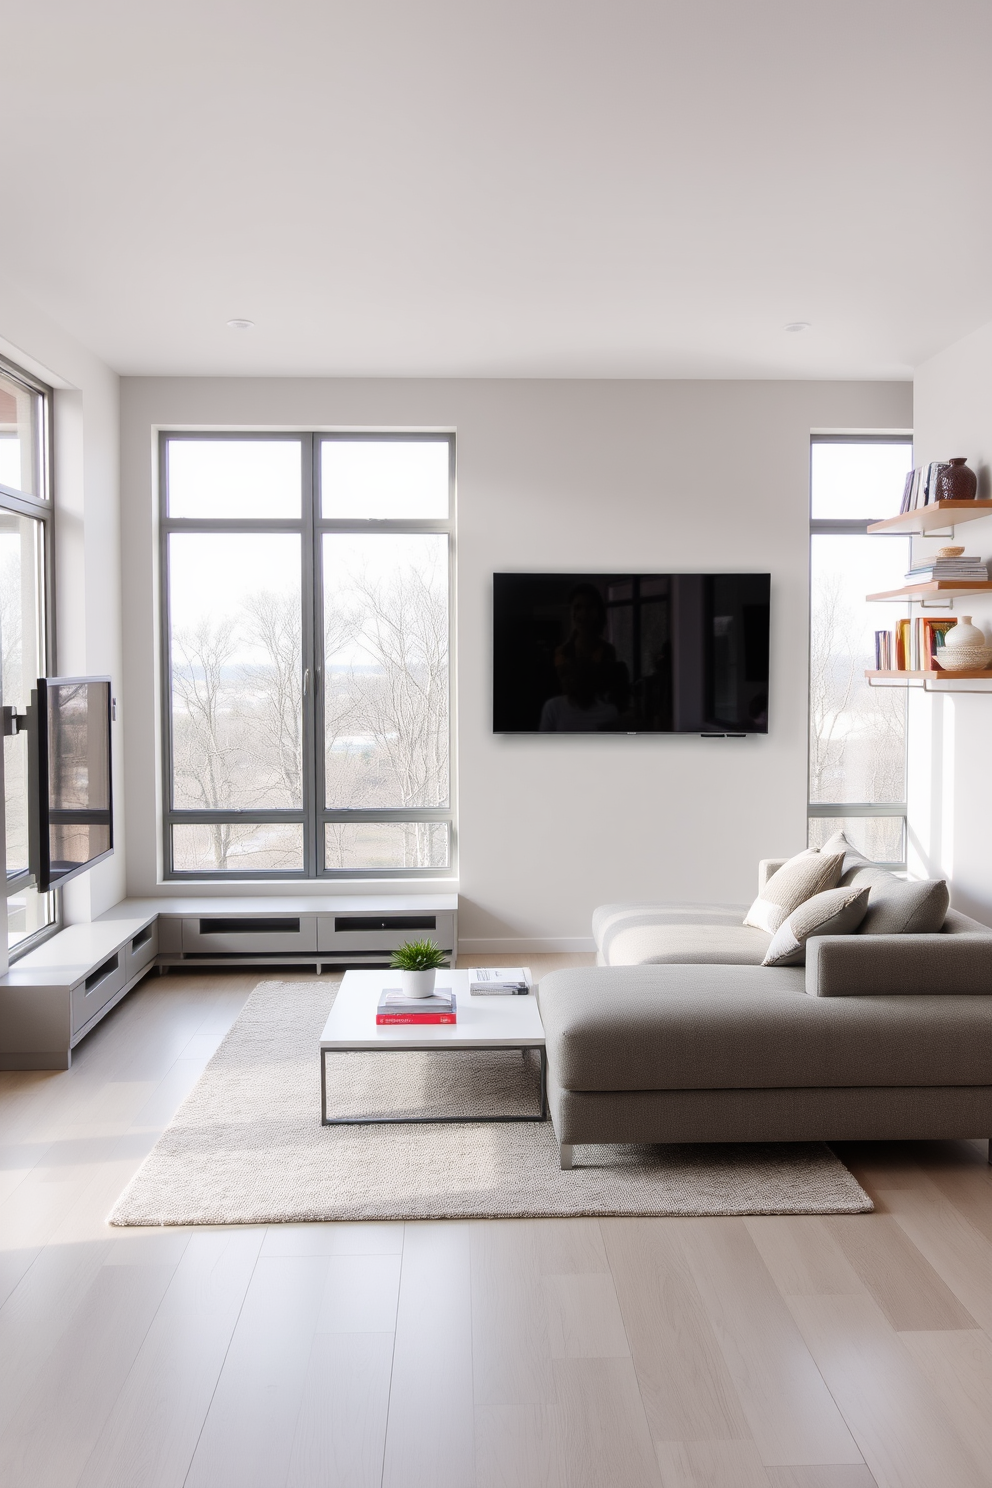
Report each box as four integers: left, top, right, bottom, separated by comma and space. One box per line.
493, 573, 770, 734
29, 676, 114, 890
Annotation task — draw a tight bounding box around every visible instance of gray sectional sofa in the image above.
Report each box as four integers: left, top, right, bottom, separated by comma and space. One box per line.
540, 849, 992, 1169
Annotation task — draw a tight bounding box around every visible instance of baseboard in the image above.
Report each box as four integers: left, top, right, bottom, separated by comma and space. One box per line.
457, 937, 596, 955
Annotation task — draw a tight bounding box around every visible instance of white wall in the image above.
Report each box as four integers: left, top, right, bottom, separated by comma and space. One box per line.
0, 273, 123, 942
120, 376, 910, 950
910, 321, 992, 926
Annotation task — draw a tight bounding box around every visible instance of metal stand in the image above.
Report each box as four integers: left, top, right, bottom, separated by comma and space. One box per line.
321, 1045, 548, 1125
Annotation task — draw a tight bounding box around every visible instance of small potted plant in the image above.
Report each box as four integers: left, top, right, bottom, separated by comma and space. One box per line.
390, 938, 449, 998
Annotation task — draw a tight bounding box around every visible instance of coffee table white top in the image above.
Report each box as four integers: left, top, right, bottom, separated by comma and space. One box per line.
320, 969, 544, 1051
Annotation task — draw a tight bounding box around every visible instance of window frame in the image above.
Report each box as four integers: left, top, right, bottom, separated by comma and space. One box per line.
808, 432, 913, 869
159, 429, 456, 880
0, 353, 59, 958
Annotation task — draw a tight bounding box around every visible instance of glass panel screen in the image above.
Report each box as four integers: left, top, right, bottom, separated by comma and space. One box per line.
321, 439, 450, 519
44, 679, 112, 883
809, 535, 908, 804
811, 441, 913, 521
172, 822, 304, 873
0, 512, 46, 878
324, 820, 449, 871
7, 883, 55, 951
808, 815, 905, 865
323, 533, 449, 808
166, 439, 302, 518
0, 369, 41, 498
169, 533, 303, 810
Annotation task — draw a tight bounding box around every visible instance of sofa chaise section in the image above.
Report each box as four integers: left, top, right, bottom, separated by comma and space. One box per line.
541, 953, 992, 1169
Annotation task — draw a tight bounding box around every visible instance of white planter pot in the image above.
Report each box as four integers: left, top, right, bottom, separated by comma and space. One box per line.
396, 968, 437, 999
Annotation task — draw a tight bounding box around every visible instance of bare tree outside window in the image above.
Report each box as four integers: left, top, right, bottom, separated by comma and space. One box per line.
808, 440, 912, 865
163, 434, 453, 877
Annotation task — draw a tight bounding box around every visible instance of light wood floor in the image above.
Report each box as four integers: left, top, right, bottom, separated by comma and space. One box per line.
2, 958, 992, 1487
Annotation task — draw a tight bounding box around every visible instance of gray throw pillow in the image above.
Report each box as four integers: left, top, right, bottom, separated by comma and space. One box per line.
744, 849, 846, 934
859, 876, 950, 935
762, 885, 871, 967
819, 829, 873, 882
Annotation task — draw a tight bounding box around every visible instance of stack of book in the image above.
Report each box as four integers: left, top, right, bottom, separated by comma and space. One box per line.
376, 989, 457, 1025
468, 967, 532, 995
905, 555, 988, 584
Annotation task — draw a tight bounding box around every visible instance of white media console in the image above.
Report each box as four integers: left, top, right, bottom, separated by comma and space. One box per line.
0, 893, 457, 1070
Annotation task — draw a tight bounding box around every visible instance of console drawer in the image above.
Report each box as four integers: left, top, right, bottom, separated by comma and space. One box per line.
71, 952, 125, 1032
317, 909, 455, 954
182, 915, 318, 953
125, 922, 158, 981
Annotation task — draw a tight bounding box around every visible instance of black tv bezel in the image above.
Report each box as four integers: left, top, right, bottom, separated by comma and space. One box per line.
28, 675, 114, 893
491, 571, 771, 736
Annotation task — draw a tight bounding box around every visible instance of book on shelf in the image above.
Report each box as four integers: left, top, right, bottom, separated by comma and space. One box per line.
468, 966, 532, 994
376, 989, 457, 1025
874, 630, 893, 670
916, 616, 957, 670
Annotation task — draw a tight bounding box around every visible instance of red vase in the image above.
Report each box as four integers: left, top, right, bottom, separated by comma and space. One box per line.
936, 458, 978, 501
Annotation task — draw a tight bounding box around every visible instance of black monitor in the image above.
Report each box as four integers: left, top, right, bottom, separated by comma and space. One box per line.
493, 573, 770, 734
29, 676, 114, 891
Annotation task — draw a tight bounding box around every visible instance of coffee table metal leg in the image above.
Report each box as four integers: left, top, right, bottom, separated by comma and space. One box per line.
320, 1045, 548, 1124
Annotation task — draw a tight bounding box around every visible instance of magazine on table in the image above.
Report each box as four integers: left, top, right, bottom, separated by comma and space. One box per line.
468, 967, 532, 994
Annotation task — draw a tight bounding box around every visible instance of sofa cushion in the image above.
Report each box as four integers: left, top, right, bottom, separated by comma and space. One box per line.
762, 885, 870, 967
603, 922, 772, 967
856, 874, 950, 935
820, 829, 872, 878
744, 849, 846, 933
539, 965, 992, 1093
592, 902, 748, 959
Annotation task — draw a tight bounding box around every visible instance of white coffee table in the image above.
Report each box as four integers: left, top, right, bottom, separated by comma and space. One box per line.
319, 969, 547, 1125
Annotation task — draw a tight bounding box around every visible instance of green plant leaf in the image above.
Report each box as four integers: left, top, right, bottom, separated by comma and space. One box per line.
389, 938, 448, 971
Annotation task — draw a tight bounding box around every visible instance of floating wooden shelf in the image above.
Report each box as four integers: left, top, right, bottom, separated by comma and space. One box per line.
867, 501, 992, 536
866, 581, 992, 602
867, 669, 992, 680
866, 668, 992, 691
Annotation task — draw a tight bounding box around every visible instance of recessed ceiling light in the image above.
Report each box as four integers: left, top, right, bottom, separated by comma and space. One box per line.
226, 318, 255, 331
784, 321, 811, 333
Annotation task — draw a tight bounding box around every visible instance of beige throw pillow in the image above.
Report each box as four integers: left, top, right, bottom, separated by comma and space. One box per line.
762, 885, 871, 967
744, 849, 846, 934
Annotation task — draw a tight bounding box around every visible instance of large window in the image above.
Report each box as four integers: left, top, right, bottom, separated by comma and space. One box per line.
808, 435, 912, 865
0, 358, 56, 953
161, 433, 453, 878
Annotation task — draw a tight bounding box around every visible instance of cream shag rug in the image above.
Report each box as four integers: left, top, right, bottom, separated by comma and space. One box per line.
109, 979, 872, 1225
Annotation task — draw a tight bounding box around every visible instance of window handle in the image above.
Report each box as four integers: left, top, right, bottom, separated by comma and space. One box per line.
303, 668, 310, 697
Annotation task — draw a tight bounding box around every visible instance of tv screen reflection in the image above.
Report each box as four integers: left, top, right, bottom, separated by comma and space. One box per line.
493, 573, 770, 734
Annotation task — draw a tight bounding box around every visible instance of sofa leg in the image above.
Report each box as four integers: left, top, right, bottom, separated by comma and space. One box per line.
560, 1143, 573, 1171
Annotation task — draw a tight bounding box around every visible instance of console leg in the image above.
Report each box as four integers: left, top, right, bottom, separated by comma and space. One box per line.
560, 1143, 573, 1171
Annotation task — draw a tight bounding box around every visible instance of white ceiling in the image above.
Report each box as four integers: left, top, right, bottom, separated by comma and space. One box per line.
3, 0, 991, 379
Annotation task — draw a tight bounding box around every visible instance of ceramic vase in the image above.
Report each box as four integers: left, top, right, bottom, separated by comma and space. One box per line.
938, 616, 992, 671
397, 968, 437, 998
935, 458, 978, 502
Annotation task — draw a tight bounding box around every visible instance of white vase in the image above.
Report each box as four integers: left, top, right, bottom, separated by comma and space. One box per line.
397, 968, 437, 999
939, 616, 992, 671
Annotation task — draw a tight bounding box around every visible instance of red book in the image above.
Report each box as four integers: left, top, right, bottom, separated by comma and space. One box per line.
376, 1012, 457, 1025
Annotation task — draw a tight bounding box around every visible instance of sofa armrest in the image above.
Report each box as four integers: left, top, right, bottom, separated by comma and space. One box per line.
758, 858, 789, 893
806, 933, 992, 997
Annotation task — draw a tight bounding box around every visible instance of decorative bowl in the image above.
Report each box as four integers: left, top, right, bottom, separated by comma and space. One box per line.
936, 644, 992, 671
